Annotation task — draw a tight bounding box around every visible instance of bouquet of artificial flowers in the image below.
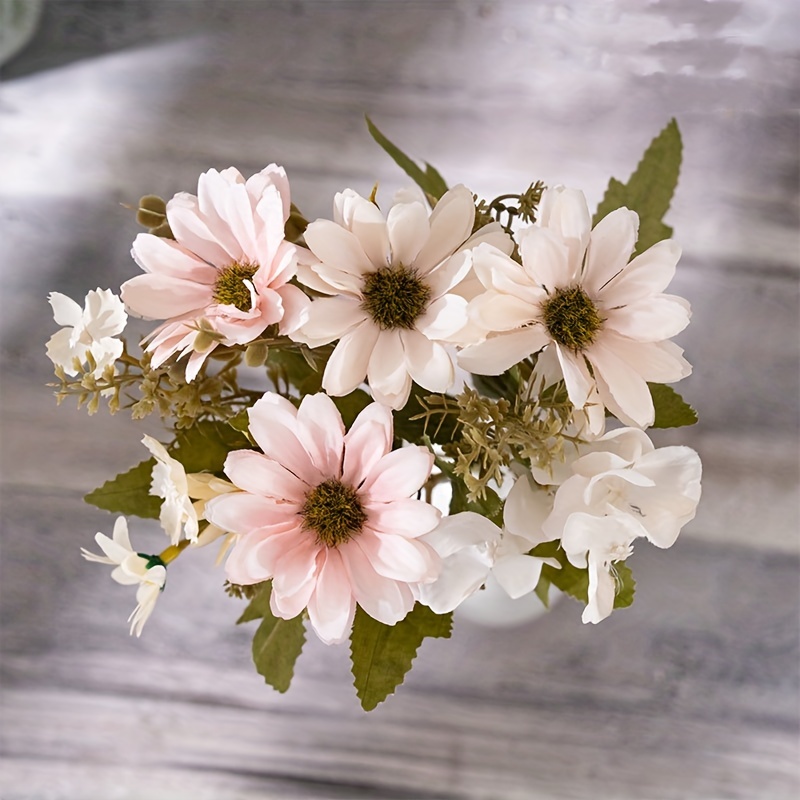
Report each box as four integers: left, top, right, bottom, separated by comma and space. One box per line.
47, 117, 701, 710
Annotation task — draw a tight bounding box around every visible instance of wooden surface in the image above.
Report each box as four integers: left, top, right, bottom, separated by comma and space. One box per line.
1, 2, 798, 798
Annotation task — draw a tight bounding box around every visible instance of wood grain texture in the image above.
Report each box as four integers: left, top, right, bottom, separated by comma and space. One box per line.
1, 1, 798, 798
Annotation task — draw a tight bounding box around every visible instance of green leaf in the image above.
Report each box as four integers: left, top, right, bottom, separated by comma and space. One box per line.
593, 118, 682, 255
246, 583, 306, 693
532, 541, 637, 610
332, 389, 373, 429
227, 408, 252, 439
350, 603, 452, 711
533, 571, 551, 609
236, 581, 273, 624
84, 459, 161, 519
366, 115, 449, 201
612, 562, 636, 609
649, 383, 698, 428
532, 541, 589, 601
169, 419, 250, 473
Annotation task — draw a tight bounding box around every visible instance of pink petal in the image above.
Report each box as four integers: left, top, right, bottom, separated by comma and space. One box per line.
333, 189, 390, 269
296, 393, 346, 477
247, 393, 323, 485
538, 187, 591, 277
416, 293, 469, 342
356, 529, 439, 582
424, 250, 473, 300
306, 549, 356, 644
223, 527, 304, 585
342, 404, 394, 488
365, 498, 441, 538
361, 446, 433, 503
131, 233, 219, 283
340, 543, 414, 625
270, 536, 321, 618
224, 450, 309, 500
166, 193, 233, 268
120, 273, 212, 320
276, 283, 311, 336
205, 493, 299, 535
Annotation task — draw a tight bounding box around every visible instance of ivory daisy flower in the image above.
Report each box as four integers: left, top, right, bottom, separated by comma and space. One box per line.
81, 517, 166, 636
458, 187, 692, 427
204, 392, 442, 644
292, 186, 513, 409
537, 427, 702, 623
142, 434, 238, 546
121, 165, 308, 380
46, 288, 127, 377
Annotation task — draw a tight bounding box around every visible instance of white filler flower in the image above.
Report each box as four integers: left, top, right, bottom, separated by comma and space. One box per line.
293, 186, 512, 409
46, 288, 127, 377
458, 187, 692, 427
81, 517, 166, 636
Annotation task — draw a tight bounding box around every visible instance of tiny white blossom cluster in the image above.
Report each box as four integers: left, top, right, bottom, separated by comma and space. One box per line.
48, 118, 702, 706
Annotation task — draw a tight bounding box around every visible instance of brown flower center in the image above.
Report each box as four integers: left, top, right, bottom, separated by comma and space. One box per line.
541, 285, 603, 351
213, 262, 259, 312
301, 478, 367, 548
361, 265, 431, 330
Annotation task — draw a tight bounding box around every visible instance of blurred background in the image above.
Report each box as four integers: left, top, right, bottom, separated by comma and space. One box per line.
1, 1, 798, 798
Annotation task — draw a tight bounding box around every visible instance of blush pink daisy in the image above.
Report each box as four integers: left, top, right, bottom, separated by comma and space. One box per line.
121, 165, 308, 380
204, 392, 441, 644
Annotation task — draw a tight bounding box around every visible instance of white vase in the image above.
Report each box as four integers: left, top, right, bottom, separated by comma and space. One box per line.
456, 573, 562, 628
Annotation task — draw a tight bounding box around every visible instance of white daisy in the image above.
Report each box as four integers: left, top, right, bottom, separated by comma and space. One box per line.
292, 185, 512, 409
46, 288, 127, 377
81, 517, 166, 636
458, 186, 692, 427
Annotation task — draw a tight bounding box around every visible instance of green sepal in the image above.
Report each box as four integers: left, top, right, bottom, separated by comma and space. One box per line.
593, 118, 682, 255
350, 603, 452, 711
649, 383, 698, 428
84, 458, 161, 519
227, 408, 253, 441
238, 582, 306, 694
365, 115, 449, 202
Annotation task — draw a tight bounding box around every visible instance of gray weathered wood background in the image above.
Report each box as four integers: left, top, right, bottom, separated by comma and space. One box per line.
1, 1, 798, 798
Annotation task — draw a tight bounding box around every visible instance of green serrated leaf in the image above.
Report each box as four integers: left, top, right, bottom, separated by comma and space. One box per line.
532, 541, 589, 603
84, 458, 161, 519
170, 419, 249, 474
649, 382, 698, 428
613, 562, 636, 609
365, 115, 449, 201
237, 581, 273, 624
247, 583, 305, 693
593, 118, 682, 255
252, 615, 306, 694
350, 603, 452, 711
